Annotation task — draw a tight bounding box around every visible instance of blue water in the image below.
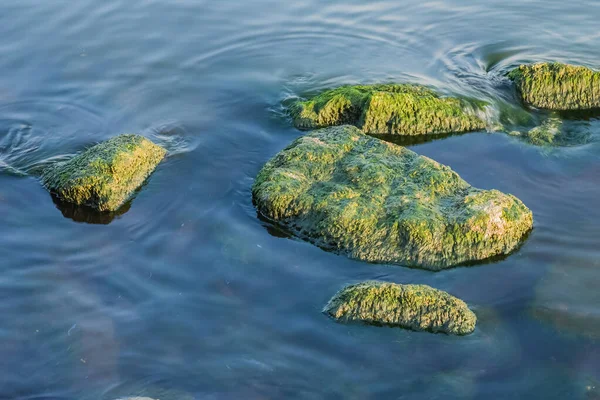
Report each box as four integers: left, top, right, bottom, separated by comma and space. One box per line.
1, 0, 599, 398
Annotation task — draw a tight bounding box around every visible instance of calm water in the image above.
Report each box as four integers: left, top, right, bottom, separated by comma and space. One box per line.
1, 0, 599, 398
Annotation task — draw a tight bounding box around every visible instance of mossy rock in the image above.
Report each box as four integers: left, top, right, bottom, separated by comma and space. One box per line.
291, 84, 487, 136
252, 125, 532, 270
509, 117, 563, 146
324, 281, 476, 335
508, 62, 600, 110
41, 134, 166, 212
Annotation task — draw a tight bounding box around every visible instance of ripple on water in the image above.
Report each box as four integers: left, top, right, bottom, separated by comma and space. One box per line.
0, 100, 107, 176
279, 38, 600, 150
0, 98, 200, 224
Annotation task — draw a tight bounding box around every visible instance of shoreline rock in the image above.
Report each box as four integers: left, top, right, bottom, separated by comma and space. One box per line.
253, 125, 532, 270
508, 62, 600, 110
41, 134, 166, 212
324, 281, 477, 335
291, 84, 486, 136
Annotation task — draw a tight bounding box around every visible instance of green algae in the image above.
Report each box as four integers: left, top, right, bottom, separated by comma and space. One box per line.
252, 125, 532, 270
291, 84, 487, 136
506, 115, 594, 147
508, 62, 600, 110
509, 116, 563, 146
323, 281, 476, 335
41, 134, 166, 212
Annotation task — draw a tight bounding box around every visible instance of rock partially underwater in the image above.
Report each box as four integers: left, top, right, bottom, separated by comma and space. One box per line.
509, 117, 564, 146
41, 134, 166, 212
324, 281, 476, 335
253, 125, 532, 270
291, 84, 486, 136
509, 62, 600, 111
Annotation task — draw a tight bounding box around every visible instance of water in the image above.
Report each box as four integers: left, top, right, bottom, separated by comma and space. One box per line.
1, 0, 599, 398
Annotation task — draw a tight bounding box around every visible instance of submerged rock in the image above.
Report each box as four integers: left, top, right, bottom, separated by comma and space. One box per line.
291, 84, 486, 136
532, 260, 600, 339
253, 125, 532, 270
508, 62, 600, 110
42, 134, 166, 212
324, 281, 476, 335
509, 117, 564, 146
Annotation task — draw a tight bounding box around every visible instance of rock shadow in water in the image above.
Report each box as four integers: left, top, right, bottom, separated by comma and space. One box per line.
49, 193, 131, 225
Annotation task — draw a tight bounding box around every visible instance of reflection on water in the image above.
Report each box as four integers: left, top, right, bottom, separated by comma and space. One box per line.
1, 0, 600, 398
49, 193, 132, 225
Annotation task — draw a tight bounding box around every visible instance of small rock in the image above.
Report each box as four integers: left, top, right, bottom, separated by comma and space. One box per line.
324, 281, 476, 335
508, 62, 600, 110
41, 134, 166, 212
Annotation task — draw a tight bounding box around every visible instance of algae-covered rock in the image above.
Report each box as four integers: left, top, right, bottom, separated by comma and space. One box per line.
253, 125, 532, 269
509, 117, 563, 146
508, 62, 600, 110
41, 134, 166, 212
291, 84, 486, 136
324, 281, 476, 335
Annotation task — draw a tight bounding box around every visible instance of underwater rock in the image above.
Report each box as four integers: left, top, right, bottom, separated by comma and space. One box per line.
508, 62, 600, 110
509, 117, 563, 146
531, 260, 600, 339
291, 84, 486, 136
324, 281, 476, 335
41, 134, 166, 212
252, 125, 532, 270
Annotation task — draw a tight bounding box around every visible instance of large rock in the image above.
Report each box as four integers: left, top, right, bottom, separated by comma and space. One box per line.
508, 62, 600, 110
324, 281, 476, 335
291, 84, 486, 136
42, 134, 166, 212
252, 125, 532, 270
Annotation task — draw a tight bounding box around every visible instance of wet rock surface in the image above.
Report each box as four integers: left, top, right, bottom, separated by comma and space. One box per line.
509, 62, 600, 111
253, 125, 533, 269
291, 84, 486, 136
323, 281, 477, 335
41, 134, 166, 212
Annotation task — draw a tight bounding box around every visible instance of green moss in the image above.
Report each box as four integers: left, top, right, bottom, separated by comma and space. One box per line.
291, 84, 486, 136
253, 125, 532, 270
41, 134, 166, 212
508, 62, 600, 110
524, 117, 563, 146
509, 117, 563, 146
323, 281, 476, 335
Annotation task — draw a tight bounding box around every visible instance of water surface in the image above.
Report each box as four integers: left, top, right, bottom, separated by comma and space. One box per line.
1, 0, 599, 398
